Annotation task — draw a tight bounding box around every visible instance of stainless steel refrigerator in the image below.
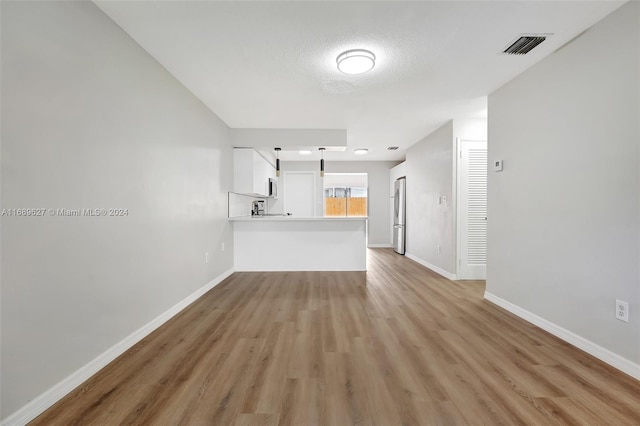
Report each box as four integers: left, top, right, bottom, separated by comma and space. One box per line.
393, 177, 406, 254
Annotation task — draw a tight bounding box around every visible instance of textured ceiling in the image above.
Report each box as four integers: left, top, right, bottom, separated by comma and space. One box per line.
95, 1, 623, 161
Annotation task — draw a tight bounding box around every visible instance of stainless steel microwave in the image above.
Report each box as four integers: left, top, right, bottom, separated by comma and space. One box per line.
268, 178, 277, 198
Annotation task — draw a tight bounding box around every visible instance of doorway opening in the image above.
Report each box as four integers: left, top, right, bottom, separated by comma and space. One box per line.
323, 173, 368, 217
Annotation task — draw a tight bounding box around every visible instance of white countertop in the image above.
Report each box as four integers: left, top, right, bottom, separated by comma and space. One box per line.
229, 216, 367, 222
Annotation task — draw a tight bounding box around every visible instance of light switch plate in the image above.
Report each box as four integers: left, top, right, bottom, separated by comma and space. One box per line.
493, 160, 504, 172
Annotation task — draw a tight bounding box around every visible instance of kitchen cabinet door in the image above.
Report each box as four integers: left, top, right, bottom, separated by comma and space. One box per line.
234, 148, 275, 197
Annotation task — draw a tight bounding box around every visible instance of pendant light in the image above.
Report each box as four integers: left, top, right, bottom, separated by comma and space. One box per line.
319, 147, 325, 177
274, 147, 281, 177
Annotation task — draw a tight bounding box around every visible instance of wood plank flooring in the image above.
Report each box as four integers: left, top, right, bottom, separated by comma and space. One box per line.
32, 249, 640, 425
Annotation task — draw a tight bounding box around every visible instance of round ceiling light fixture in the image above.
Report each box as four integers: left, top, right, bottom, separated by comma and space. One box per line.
336, 49, 376, 75
353, 148, 369, 155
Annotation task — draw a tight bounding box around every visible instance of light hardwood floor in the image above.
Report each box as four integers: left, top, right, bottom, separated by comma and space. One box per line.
32, 249, 640, 425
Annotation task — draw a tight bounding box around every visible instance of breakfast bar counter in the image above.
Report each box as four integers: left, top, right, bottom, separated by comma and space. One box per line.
229, 216, 367, 271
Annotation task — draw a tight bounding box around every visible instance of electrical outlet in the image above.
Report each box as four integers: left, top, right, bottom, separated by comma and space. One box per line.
437, 244, 441, 254
221, 242, 225, 252
616, 300, 629, 322
205, 252, 210, 264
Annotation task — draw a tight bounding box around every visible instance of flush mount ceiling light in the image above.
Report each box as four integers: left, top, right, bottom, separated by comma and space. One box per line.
336, 49, 376, 75
299, 150, 312, 155
353, 148, 369, 155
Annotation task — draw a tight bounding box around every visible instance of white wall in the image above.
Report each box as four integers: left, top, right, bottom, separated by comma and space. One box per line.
453, 118, 488, 143
487, 2, 639, 368
324, 173, 368, 188
272, 161, 399, 246
1, 1, 234, 418
405, 122, 456, 272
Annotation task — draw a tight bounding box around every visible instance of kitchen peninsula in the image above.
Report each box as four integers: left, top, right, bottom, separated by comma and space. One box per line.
229, 216, 367, 271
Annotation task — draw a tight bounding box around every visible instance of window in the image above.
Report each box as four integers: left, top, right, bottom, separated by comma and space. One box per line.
323, 174, 368, 217
349, 187, 367, 198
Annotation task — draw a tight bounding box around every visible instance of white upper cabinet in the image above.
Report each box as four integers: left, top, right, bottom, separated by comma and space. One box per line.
234, 148, 276, 197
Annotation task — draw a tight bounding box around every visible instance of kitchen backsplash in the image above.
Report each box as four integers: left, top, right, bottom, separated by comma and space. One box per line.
228, 192, 267, 218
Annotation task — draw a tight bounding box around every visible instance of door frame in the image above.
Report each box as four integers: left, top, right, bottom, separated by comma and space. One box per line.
282, 171, 317, 216
456, 138, 488, 280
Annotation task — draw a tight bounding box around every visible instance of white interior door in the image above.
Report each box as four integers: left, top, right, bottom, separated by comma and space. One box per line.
283, 171, 316, 217
458, 140, 487, 279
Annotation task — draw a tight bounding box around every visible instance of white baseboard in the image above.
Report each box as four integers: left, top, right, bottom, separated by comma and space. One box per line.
484, 291, 640, 380
405, 253, 457, 280
234, 267, 366, 272
1, 268, 235, 426
367, 244, 392, 248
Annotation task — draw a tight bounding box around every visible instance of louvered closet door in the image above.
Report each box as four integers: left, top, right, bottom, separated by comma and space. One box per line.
459, 140, 487, 279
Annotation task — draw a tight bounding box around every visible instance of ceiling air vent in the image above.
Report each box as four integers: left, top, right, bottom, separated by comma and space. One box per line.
503, 35, 547, 55
387, 146, 399, 150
